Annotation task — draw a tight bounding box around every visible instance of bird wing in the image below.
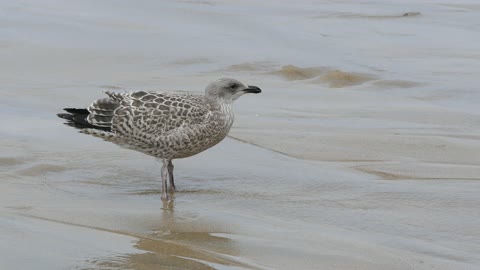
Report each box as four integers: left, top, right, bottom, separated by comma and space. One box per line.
105, 91, 212, 141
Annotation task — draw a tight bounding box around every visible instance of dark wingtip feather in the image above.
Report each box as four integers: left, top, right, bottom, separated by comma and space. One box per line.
57, 109, 111, 132
64, 108, 89, 114
57, 113, 74, 120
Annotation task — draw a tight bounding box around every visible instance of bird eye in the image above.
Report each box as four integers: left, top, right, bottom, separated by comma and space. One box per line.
230, 83, 237, 89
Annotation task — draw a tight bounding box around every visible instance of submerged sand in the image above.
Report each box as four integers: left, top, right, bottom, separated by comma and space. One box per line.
1, 0, 480, 269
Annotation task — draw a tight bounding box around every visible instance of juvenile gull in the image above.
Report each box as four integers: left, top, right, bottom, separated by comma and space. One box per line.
57, 78, 261, 200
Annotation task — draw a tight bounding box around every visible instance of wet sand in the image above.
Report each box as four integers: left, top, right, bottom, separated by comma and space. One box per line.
1, 0, 480, 269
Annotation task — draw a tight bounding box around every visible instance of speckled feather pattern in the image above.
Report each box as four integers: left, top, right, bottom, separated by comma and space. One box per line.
82, 90, 235, 159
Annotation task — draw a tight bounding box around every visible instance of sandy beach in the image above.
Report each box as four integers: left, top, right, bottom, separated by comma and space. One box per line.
1, 0, 480, 269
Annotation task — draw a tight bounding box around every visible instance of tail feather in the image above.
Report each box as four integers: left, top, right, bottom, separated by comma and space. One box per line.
58, 93, 120, 132
57, 108, 111, 131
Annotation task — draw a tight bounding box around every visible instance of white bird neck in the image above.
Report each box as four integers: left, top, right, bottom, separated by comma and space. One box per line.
218, 101, 235, 131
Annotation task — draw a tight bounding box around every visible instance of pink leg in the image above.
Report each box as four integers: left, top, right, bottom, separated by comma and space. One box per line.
167, 160, 176, 192
160, 159, 169, 201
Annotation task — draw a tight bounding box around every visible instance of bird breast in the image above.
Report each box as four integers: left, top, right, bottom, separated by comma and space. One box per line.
162, 103, 235, 159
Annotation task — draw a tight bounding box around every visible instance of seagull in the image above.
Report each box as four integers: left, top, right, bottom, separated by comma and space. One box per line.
57, 78, 261, 200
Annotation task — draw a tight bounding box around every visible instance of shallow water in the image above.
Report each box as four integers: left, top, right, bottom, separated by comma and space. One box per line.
1, 0, 480, 269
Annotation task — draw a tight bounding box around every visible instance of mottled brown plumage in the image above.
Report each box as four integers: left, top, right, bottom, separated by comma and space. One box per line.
58, 78, 261, 200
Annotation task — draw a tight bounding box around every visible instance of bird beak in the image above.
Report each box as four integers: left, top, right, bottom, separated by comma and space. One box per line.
242, 85, 262, 94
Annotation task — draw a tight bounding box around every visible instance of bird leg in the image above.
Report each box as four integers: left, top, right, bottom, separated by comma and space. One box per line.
167, 160, 175, 192
161, 159, 169, 201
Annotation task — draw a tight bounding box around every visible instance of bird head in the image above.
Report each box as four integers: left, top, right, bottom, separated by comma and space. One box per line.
205, 78, 261, 103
